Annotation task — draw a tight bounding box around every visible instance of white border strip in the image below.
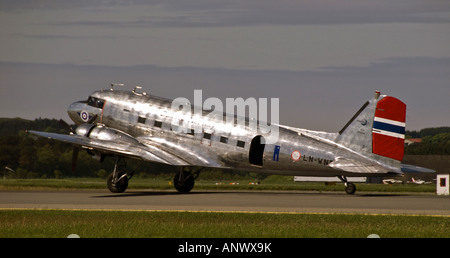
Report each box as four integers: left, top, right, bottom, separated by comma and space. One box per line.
372, 129, 405, 139
374, 117, 405, 127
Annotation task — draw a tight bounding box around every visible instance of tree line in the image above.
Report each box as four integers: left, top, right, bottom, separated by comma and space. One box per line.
0, 118, 448, 179
405, 127, 450, 155
0, 118, 178, 179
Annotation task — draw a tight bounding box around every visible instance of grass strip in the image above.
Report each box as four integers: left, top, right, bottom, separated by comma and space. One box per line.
0, 209, 448, 238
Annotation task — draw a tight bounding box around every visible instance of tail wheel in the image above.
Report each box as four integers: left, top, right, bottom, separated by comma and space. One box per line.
345, 182, 356, 195
338, 176, 357, 195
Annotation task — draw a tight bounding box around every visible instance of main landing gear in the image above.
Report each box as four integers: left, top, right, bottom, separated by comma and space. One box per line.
107, 157, 129, 193
107, 156, 140, 193
106, 157, 201, 194
337, 175, 356, 195
173, 167, 201, 193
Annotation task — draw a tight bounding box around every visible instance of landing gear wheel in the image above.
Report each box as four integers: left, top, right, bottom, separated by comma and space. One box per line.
107, 156, 129, 193
345, 182, 356, 195
338, 176, 357, 195
107, 172, 129, 193
173, 170, 195, 193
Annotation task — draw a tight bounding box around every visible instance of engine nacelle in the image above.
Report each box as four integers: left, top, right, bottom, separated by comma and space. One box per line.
75, 123, 95, 137
75, 124, 139, 145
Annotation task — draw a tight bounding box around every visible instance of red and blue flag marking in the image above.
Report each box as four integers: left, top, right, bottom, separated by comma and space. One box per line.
372, 96, 406, 161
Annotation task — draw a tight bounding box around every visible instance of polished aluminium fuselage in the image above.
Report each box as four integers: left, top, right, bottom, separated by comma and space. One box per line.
68, 89, 399, 177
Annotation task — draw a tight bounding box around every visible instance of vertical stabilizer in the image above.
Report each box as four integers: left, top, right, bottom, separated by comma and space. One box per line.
335, 97, 377, 154
335, 92, 406, 162
372, 96, 406, 161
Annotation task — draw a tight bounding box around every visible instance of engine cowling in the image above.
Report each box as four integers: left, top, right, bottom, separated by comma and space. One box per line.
75, 124, 139, 145
74, 123, 95, 137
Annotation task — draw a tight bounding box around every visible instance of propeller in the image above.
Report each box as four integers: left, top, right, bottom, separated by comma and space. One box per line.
58, 119, 75, 134
59, 114, 98, 171
71, 148, 79, 171
58, 119, 78, 171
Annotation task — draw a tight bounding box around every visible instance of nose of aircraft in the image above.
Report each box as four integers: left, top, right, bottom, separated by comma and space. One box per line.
67, 101, 94, 125
67, 101, 82, 124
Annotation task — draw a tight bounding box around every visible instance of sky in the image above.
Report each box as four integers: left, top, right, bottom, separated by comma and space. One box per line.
1, 0, 449, 132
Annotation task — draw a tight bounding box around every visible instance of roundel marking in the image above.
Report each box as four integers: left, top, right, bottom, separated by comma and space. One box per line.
291, 150, 301, 162
80, 110, 90, 122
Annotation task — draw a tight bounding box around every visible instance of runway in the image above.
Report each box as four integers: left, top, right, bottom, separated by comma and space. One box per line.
0, 190, 449, 216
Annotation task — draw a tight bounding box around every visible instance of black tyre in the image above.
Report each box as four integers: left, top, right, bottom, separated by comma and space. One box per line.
173, 171, 195, 193
107, 172, 129, 193
345, 182, 356, 195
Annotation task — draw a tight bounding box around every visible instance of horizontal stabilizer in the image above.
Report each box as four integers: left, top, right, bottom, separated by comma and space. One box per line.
401, 164, 436, 173
329, 157, 390, 174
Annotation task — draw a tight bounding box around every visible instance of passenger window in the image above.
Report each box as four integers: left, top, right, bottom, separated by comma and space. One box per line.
154, 120, 162, 128
237, 140, 245, 148
220, 136, 228, 144
203, 133, 212, 140
138, 116, 146, 124
186, 129, 195, 135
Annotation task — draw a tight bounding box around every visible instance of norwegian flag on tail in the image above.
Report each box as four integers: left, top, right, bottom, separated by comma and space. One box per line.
372, 96, 406, 161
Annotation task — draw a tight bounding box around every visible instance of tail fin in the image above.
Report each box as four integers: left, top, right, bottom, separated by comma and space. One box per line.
335, 91, 406, 161
371, 95, 406, 161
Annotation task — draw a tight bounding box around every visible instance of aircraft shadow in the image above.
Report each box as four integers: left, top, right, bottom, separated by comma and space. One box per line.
90, 190, 412, 198
90, 190, 223, 198
356, 193, 411, 197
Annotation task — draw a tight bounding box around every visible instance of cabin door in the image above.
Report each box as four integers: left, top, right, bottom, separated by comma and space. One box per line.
249, 135, 265, 167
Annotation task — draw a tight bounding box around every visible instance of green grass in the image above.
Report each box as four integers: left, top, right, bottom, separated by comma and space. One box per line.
0, 176, 437, 193
0, 209, 447, 238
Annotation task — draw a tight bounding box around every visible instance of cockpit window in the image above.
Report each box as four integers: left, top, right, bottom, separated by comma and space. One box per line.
87, 96, 105, 109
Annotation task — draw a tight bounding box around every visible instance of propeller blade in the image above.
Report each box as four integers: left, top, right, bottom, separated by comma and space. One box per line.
71, 147, 79, 171
59, 119, 75, 134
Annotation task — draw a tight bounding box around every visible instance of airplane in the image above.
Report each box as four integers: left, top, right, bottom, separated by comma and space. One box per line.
28, 85, 435, 194
382, 179, 403, 184
410, 178, 432, 185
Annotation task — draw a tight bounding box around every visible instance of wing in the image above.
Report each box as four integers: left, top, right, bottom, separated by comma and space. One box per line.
28, 130, 184, 165
28, 130, 225, 167
136, 135, 225, 168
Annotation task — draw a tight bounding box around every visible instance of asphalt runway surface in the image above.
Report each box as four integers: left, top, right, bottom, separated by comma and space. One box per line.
0, 190, 449, 216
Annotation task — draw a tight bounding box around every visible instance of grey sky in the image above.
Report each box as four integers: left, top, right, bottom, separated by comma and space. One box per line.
1, 0, 449, 132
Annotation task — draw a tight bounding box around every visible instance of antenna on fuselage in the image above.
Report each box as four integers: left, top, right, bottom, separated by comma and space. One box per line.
132, 85, 147, 96
133, 86, 142, 93
110, 83, 125, 91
